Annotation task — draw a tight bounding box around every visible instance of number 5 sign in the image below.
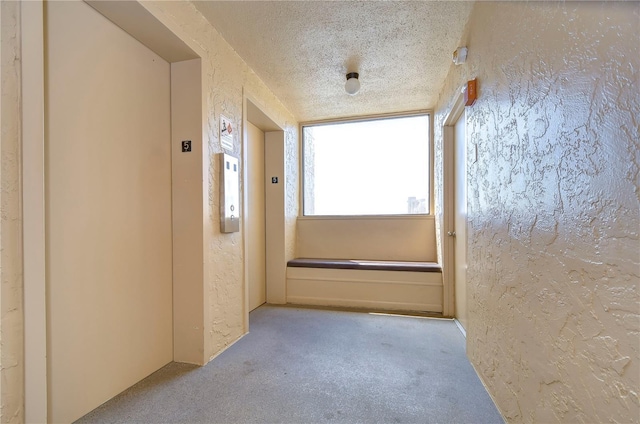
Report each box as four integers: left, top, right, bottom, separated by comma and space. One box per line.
220, 115, 234, 151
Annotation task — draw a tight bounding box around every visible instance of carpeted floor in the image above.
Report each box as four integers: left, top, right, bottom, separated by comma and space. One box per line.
76, 305, 503, 423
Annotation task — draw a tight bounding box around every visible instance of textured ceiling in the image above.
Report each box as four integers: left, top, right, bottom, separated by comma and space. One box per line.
193, 1, 474, 122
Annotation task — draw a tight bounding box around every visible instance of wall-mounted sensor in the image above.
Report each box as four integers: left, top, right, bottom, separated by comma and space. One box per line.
453, 47, 468, 65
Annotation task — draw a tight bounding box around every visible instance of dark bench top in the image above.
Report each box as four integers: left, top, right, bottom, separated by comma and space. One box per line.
287, 258, 442, 273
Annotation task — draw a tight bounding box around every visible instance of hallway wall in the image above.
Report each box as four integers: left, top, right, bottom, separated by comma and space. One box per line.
139, 1, 299, 360
2, 0, 298, 419
434, 2, 639, 422
296, 217, 437, 262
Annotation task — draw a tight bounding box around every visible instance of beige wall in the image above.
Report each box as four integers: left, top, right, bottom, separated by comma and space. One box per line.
171, 58, 205, 364
139, 1, 298, 360
46, 2, 173, 421
434, 2, 639, 422
10, 1, 637, 422
4, 0, 299, 418
0, 2, 24, 423
297, 217, 437, 262
265, 131, 287, 304
291, 216, 440, 314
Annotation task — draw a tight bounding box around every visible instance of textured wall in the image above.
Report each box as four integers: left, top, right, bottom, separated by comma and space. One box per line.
0, 2, 24, 423
141, 1, 299, 361
434, 2, 639, 422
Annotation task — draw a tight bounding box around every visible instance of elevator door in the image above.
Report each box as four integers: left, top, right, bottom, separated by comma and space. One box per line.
247, 121, 266, 310
46, 2, 172, 421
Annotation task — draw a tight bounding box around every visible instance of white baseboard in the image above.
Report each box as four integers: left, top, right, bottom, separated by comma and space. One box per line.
454, 318, 466, 338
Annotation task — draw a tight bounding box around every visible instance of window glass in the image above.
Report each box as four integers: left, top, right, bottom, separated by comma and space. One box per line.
303, 115, 429, 216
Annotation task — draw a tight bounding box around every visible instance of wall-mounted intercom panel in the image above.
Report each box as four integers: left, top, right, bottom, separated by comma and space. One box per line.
220, 153, 240, 233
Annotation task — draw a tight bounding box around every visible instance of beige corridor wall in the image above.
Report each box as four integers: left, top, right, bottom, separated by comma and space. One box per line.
0, 1, 24, 422
296, 217, 437, 262
140, 1, 299, 360
433, 2, 639, 423
171, 58, 205, 365
0, 1, 299, 418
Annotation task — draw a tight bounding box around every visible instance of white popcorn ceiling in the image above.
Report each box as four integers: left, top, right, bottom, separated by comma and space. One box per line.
193, 1, 475, 122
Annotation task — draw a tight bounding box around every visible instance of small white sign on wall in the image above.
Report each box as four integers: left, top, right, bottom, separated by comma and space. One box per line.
220, 115, 234, 151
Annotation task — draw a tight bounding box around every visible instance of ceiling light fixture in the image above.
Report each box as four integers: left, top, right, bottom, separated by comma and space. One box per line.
345, 72, 360, 95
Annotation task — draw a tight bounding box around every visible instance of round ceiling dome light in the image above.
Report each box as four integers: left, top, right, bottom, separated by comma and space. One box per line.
345, 72, 360, 95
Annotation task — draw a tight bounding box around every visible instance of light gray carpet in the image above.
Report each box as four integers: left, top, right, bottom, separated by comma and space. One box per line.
77, 305, 503, 423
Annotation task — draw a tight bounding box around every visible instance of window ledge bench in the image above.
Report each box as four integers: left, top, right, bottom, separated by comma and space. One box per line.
287, 258, 441, 273
285, 258, 443, 313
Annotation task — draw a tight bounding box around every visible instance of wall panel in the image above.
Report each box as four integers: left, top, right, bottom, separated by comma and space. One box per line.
297, 217, 437, 262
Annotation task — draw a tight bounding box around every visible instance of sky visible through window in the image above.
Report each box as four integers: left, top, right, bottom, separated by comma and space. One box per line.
304, 115, 429, 216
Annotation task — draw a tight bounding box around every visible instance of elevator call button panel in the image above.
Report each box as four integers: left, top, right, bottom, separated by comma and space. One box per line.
220, 153, 240, 233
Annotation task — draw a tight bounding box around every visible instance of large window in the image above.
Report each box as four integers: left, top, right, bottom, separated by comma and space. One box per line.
303, 114, 430, 216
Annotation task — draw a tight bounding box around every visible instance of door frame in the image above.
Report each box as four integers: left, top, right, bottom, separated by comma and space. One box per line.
442, 90, 466, 319
22, 3, 47, 421
242, 95, 284, 330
